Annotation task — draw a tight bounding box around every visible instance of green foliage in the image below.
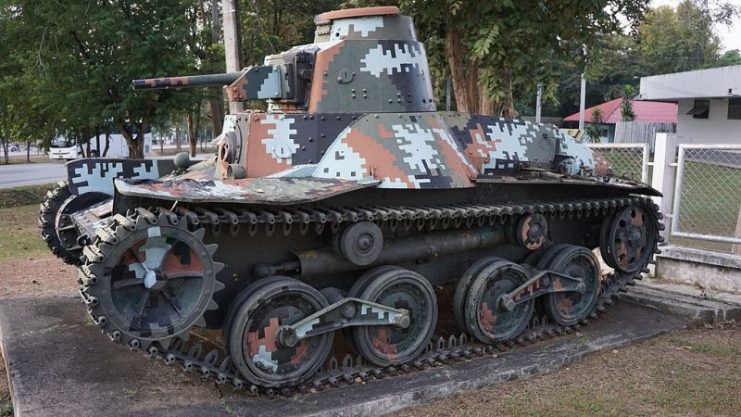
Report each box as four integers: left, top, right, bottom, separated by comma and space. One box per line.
715, 49, 741, 67
0, 0, 224, 158
552, 0, 739, 118
620, 85, 636, 121
639, 2, 721, 75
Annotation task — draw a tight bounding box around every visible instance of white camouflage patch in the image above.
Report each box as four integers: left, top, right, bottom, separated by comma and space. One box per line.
330, 16, 384, 40
262, 114, 299, 164
360, 43, 428, 78
313, 127, 368, 180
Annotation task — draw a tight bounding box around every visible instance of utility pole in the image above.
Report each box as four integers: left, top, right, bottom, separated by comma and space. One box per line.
535, 82, 543, 123
578, 44, 587, 131
578, 73, 586, 131
222, 0, 244, 113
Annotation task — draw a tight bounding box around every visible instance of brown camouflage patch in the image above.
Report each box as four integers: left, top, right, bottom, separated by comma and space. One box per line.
246, 317, 280, 356
479, 301, 498, 331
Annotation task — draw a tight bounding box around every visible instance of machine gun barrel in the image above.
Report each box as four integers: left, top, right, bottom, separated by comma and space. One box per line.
131, 72, 243, 90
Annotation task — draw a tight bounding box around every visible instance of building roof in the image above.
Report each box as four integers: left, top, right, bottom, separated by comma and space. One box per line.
640, 65, 741, 101
563, 98, 677, 124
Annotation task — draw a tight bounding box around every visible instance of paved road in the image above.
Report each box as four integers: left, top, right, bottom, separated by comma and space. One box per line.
0, 163, 66, 189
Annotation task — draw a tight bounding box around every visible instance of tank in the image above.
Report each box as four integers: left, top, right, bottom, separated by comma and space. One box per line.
39, 6, 663, 391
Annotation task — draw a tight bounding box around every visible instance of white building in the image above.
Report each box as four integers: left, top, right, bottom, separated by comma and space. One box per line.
639, 65, 741, 144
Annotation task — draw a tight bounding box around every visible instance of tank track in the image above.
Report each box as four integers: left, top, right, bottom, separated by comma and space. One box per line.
39, 180, 81, 265
77, 195, 663, 397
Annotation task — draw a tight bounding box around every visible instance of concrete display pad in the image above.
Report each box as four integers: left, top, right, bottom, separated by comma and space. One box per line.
0, 295, 686, 417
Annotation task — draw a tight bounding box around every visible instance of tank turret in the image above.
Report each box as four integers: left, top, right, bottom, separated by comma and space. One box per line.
133, 6, 433, 113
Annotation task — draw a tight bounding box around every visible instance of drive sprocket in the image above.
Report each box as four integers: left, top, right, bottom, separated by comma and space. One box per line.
78, 209, 224, 351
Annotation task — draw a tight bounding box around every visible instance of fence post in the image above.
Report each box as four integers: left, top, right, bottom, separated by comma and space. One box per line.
733, 204, 741, 254
650, 133, 679, 238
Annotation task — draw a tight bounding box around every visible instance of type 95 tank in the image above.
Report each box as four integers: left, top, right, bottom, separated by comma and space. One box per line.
40, 6, 662, 390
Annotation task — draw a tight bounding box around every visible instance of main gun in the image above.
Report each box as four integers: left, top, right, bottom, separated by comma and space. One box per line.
132, 66, 288, 102
132, 72, 243, 90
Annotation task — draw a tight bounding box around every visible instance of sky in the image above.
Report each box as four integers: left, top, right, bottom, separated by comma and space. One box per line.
651, 0, 741, 52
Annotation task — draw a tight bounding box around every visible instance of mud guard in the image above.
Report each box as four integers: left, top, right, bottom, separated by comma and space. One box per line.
114, 177, 379, 205
66, 158, 176, 196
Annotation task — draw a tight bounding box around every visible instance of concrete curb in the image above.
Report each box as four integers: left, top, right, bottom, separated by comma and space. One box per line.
619, 281, 741, 323
0, 296, 686, 417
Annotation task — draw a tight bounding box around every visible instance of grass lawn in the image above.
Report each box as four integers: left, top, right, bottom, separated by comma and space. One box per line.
0, 183, 56, 262
396, 323, 740, 417
0, 205, 48, 261
0, 183, 55, 209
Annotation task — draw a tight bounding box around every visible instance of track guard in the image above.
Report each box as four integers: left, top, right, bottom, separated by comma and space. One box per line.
66, 158, 176, 196
114, 177, 378, 205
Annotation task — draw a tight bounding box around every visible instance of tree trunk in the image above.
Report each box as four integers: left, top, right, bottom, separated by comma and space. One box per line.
501, 66, 516, 119
135, 117, 149, 159
175, 123, 182, 153
1, 136, 8, 164
26, 141, 31, 162
479, 92, 497, 116
103, 133, 111, 157
209, 98, 224, 136
445, 23, 470, 113
186, 112, 197, 157
465, 60, 479, 113
118, 120, 146, 159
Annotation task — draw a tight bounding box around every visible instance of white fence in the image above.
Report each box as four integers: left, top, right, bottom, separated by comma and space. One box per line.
670, 144, 741, 246
589, 139, 741, 252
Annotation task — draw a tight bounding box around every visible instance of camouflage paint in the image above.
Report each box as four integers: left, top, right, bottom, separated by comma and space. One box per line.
121, 6, 639, 202
67, 159, 174, 196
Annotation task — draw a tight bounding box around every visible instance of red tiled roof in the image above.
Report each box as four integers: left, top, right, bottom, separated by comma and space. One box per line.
563, 98, 677, 124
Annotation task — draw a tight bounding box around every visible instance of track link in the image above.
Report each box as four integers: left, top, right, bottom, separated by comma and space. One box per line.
76, 195, 664, 396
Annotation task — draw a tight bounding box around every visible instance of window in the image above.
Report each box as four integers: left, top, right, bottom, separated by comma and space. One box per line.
687, 99, 710, 119
728, 98, 741, 120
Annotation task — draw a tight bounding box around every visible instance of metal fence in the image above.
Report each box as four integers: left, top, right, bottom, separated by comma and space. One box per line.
586, 143, 649, 183
671, 144, 741, 246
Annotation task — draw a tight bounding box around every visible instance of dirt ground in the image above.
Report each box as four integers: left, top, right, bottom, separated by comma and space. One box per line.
0, 257, 77, 298
0, 203, 739, 417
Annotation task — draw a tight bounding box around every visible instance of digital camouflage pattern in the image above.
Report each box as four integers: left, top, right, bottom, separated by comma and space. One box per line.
66, 158, 175, 196
124, 6, 612, 204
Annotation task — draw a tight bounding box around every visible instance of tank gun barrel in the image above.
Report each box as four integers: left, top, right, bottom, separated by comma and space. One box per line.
131, 72, 243, 90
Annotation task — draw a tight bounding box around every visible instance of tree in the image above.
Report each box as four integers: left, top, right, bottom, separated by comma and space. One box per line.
715, 49, 741, 67
585, 107, 604, 143
342, 0, 649, 117
0, 0, 201, 159
638, 2, 721, 75
621, 85, 636, 121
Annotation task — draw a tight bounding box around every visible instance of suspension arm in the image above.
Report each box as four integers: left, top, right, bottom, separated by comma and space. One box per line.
499, 270, 585, 312
276, 297, 409, 348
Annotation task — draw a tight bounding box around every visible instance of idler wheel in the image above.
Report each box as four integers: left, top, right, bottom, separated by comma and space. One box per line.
541, 245, 601, 326
601, 206, 656, 273
226, 277, 333, 388
88, 213, 223, 349
515, 213, 548, 250
39, 181, 106, 265
351, 267, 437, 367
335, 221, 383, 266
463, 260, 534, 344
